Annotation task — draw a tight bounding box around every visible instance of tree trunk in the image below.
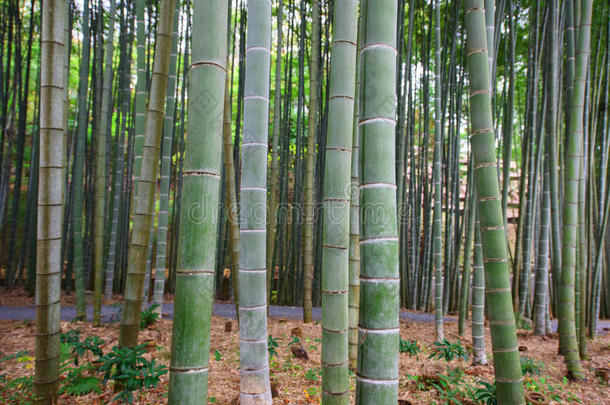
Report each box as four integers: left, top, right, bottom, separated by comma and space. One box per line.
72, 0, 91, 320
472, 213, 487, 365
237, 1, 273, 402
356, 0, 399, 403
320, 1, 357, 402
433, 0, 444, 341
167, 1, 227, 402
558, 0, 592, 380
152, 0, 181, 312
302, 0, 320, 323
463, 1, 525, 402
93, 0, 117, 325
119, 0, 175, 347
35, 0, 66, 400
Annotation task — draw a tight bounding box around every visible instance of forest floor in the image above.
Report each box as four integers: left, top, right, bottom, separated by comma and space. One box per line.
0, 289, 609, 404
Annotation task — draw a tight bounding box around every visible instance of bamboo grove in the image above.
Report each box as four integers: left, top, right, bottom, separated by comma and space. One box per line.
0, 0, 608, 403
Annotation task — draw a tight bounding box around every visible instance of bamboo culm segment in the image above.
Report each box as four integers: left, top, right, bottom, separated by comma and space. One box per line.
433, 0, 444, 341
168, 1, 227, 403
472, 215, 487, 365
119, 0, 176, 347
153, 0, 181, 311
72, 0, 91, 321
463, 1, 525, 403
238, 0, 273, 403
302, 0, 320, 324
558, 0, 592, 380
93, 0, 117, 326
36, 0, 66, 401
348, 13, 362, 372
321, 1, 358, 403
356, 0, 400, 403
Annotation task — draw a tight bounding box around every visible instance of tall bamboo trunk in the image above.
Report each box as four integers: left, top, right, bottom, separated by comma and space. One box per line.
222, 43, 240, 319
348, 11, 361, 372
472, 213, 487, 365
302, 0, 320, 323
168, 1, 227, 402
238, 1, 273, 402
558, 0, 592, 380
266, 0, 282, 304
463, 1, 525, 402
355, 0, 399, 403
119, 0, 175, 348
35, 0, 66, 400
320, 1, 358, 403
72, 0, 91, 320
131, 0, 147, 205
458, 169, 475, 337
432, 0, 444, 341
152, 0, 180, 312
92, 0, 117, 326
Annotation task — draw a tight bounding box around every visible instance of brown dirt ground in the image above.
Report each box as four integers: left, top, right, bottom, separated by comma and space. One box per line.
0, 314, 608, 404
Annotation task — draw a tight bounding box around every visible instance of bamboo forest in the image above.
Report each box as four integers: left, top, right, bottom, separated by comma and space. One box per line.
1, 0, 610, 403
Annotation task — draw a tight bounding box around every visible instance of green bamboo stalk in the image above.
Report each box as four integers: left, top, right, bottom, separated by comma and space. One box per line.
132, 0, 147, 198
590, 16, 610, 336
93, 0, 117, 325
303, 0, 320, 323
348, 10, 361, 372
105, 19, 133, 299
72, 0, 91, 320
238, 1, 273, 403
484, 0, 493, 87
558, 0, 592, 380
355, 0, 399, 403
266, 0, 282, 304
576, 91, 589, 360
463, 1, 524, 402
501, 1, 515, 224
119, 0, 175, 347
545, 0, 561, 318
433, 0, 444, 341
472, 213, 487, 365
320, 1, 358, 403
222, 41, 240, 319
35, 0, 66, 400
534, 155, 551, 336
152, 0, 180, 312
168, 1, 227, 402
459, 171, 475, 337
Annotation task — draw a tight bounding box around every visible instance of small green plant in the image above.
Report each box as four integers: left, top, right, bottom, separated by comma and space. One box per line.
429, 339, 469, 362
60, 329, 82, 345
430, 375, 463, 404
214, 350, 222, 361
139, 304, 161, 329
59, 365, 101, 396
73, 338, 105, 365
304, 386, 320, 398
400, 339, 421, 358
405, 373, 427, 391
0, 374, 36, 404
525, 376, 581, 403
56, 342, 100, 397
472, 379, 496, 405
287, 336, 301, 346
98, 344, 167, 403
304, 368, 320, 383
520, 356, 543, 376
268, 335, 279, 358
